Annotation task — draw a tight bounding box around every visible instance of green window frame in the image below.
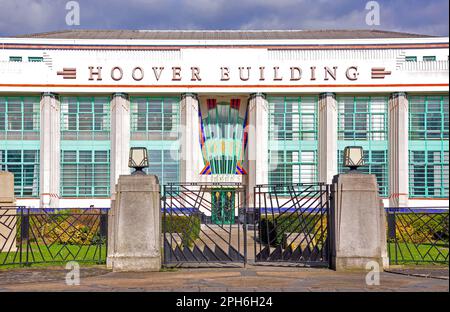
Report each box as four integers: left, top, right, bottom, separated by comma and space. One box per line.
337, 96, 388, 196
268, 96, 318, 187
9, 56, 22, 62
60, 96, 111, 198
130, 96, 180, 185
423, 56, 436, 62
0, 149, 40, 198
60, 96, 111, 140
405, 56, 417, 62
28, 57, 43, 62
0, 96, 40, 198
409, 95, 449, 198
60, 149, 110, 198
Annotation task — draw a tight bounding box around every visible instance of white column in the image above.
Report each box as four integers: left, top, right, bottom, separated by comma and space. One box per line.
247, 93, 269, 207
388, 92, 409, 207
318, 92, 338, 184
110, 93, 131, 199
40, 92, 60, 208
180, 93, 203, 183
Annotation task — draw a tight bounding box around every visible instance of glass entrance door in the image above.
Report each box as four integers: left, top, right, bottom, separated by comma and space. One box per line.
211, 189, 235, 225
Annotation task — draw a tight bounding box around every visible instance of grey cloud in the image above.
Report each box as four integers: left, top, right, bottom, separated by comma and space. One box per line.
0, 0, 447, 36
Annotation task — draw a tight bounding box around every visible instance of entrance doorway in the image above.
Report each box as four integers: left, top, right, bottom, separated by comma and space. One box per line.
211, 189, 235, 225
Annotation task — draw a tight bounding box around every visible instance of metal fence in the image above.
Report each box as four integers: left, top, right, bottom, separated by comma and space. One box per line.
0, 207, 108, 267
386, 207, 449, 265
254, 183, 330, 266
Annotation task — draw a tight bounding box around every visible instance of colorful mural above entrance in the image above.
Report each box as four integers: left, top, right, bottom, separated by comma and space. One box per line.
199, 98, 248, 175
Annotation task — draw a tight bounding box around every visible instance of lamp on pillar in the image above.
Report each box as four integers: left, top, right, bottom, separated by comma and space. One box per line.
128, 147, 149, 175
343, 146, 365, 172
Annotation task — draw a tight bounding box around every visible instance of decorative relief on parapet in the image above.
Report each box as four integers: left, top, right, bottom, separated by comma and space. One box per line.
371, 67, 391, 79
57, 68, 77, 79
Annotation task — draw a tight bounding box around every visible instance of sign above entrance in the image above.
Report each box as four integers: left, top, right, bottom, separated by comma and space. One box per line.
56, 64, 392, 83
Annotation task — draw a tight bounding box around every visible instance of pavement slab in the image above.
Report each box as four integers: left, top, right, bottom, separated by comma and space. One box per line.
0, 265, 448, 292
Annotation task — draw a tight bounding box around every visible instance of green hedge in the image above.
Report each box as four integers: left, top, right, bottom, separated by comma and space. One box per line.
260, 214, 326, 247
394, 214, 449, 244
163, 215, 201, 248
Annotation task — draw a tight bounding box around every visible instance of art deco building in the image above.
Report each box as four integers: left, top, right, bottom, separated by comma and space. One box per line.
0, 30, 448, 209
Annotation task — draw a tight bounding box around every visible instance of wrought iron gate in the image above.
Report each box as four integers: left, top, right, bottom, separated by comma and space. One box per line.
162, 183, 247, 267
254, 183, 330, 267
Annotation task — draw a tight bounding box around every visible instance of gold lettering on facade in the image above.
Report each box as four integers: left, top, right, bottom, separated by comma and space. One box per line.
259, 66, 265, 81
324, 66, 338, 81
273, 66, 282, 81
191, 67, 202, 81
221, 67, 230, 81
290, 67, 302, 81
172, 67, 182, 81
132, 67, 144, 81
239, 67, 251, 81
152, 67, 164, 81
346, 66, 359, 81
111, 66, 123, 81
88, 66, 102, 81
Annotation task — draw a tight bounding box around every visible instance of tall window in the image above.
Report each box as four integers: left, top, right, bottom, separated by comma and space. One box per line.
337, 96, 388, 196
409, 95, 449, 198
130, 97, 180, 184
60, 96, 111, 198
268, 96, 318, 186
0, 96, 40, 197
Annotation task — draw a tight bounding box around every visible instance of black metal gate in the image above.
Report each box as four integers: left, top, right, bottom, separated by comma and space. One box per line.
254, 183, 330, 267
162, 183, 247, 267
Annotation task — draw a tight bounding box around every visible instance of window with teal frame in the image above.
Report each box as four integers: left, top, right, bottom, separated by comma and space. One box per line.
337, 96, 388, 196
130, 96, 180, 184
0, 96, 40, 197
60, 96, 111, 198
409, 95, 449, 198
268, 96, 318, 187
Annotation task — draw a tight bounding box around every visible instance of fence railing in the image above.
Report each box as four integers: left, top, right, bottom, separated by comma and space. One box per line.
0, 207, 109, 267
386, 207, 449, 265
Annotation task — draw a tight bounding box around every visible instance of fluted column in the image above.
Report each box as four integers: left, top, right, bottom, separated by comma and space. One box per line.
247, 93, 269, 207
388, 92, 409, 207
40, 92, 60, 208
318, 92, 338, 184
110, 93, 131, 199
180, 93, 203, 183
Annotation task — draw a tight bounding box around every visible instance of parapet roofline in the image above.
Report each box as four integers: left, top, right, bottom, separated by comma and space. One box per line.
12, 29, 437, 40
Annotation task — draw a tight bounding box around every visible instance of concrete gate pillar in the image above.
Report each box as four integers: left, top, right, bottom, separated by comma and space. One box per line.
318, 92, 338, 184
247, 93, 269, 208
0, 172, 17, 252
40, 92, 60, 208
388, 92, 409, 207
107, 174, 161, 272
329, 173, 388, 271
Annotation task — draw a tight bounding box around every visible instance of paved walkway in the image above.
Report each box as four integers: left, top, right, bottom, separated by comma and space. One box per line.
0, 265, 448, 292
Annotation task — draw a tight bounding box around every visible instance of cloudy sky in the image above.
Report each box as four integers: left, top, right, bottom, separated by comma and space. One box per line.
0, 0, 448, 37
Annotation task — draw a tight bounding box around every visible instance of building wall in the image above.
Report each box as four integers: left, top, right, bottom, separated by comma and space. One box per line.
0, 36, 448, 208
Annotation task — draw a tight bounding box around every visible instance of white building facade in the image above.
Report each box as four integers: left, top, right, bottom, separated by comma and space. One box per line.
0, 30, 448, 209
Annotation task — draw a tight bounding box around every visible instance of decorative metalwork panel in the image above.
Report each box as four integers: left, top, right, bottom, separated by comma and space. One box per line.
386, 207, 449, 264
162, 183, 247, 267
0, 207, 108, 267
254, 183, 330, 267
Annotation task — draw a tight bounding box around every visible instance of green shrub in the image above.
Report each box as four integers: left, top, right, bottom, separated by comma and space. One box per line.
163, 214, 201, 248
395, 214, 449, 244
260, 213, 327, 247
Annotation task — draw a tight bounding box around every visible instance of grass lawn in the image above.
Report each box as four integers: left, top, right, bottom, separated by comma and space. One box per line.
388, 242, 449, 264
0, 243, 106, 269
